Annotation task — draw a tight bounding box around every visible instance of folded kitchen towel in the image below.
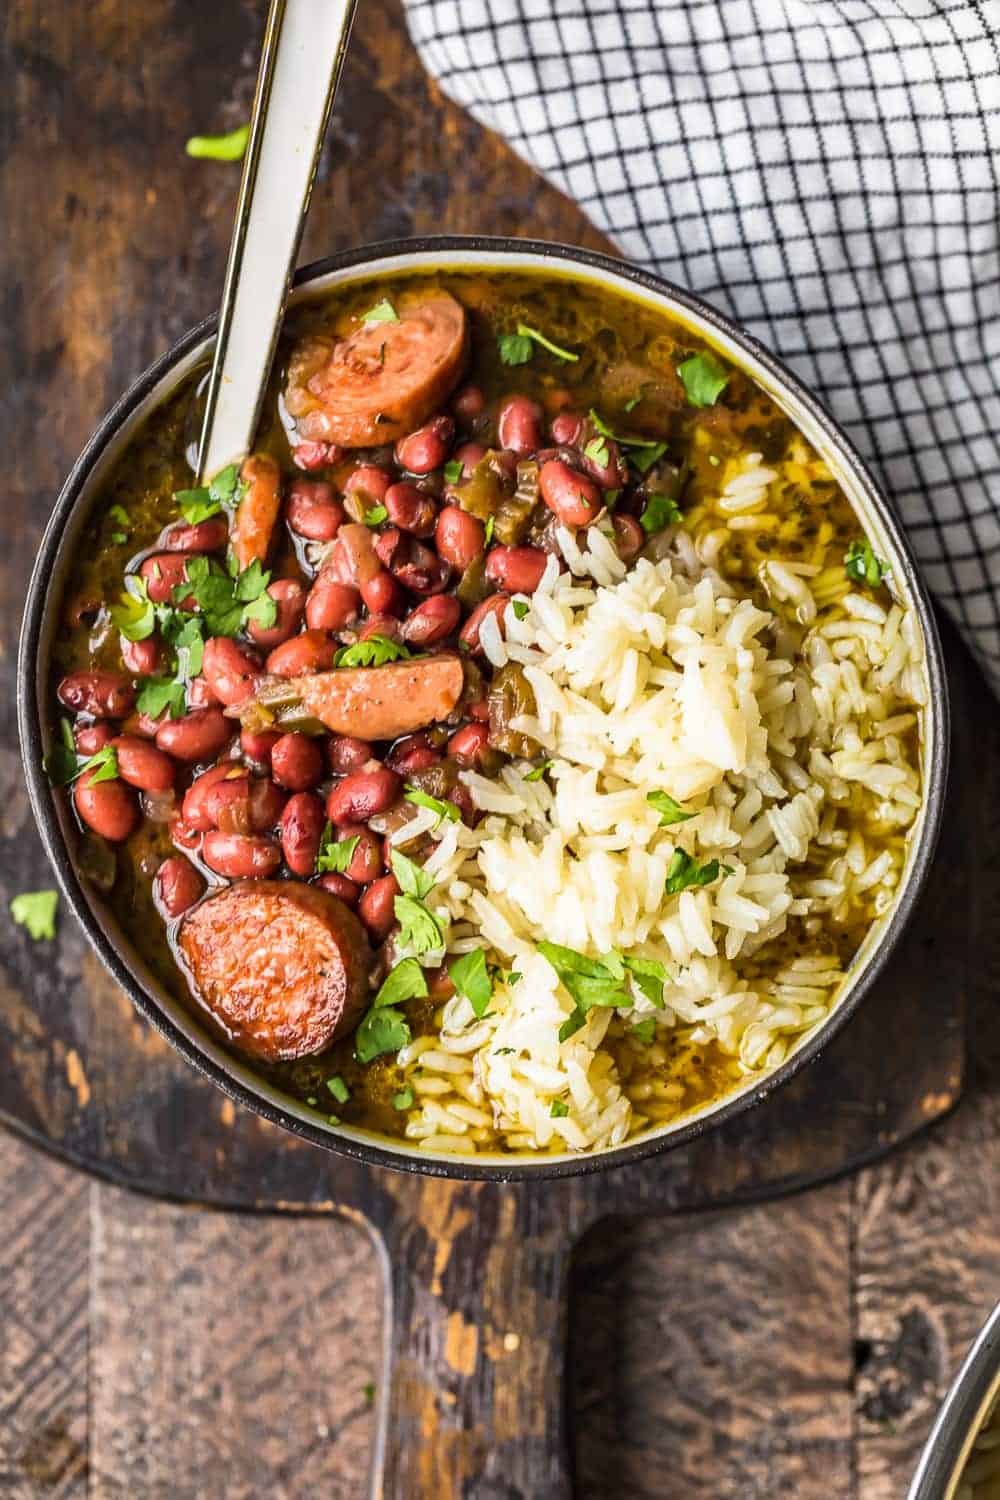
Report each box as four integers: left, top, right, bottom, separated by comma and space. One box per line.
404, 0, 1000, 687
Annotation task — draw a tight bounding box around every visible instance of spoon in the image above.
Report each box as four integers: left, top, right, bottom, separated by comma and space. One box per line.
196, 0, 360, 484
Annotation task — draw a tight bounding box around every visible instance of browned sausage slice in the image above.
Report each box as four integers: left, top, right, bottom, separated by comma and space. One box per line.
178, 880, 372, 1062
295, 655, 463, 740
232, 454, 282, 571
284, 293, 468, 449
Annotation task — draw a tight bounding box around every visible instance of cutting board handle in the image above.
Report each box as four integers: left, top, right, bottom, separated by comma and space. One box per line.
372, 1180, 573, 1498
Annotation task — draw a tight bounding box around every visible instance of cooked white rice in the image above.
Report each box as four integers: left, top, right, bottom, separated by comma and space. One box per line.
391, 452, 924, 1156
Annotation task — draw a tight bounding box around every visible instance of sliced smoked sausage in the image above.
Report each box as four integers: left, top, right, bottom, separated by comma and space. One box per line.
283, 293, 468, 448
178, 880, 372, 1062
290, 655, 464, 741
232, 454, 282, 571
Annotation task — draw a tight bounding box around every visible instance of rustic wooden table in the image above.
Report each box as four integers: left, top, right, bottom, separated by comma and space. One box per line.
3, 2, 1000, 1496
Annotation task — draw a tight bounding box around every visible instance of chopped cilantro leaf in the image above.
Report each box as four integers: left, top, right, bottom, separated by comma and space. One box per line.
550, 1098, 569, 1118
405, 786, 460, 824
175, 487, 223, 524
355, 1006, 411, 1064
632, 1018, 656, 1045
443, 459, 463, 484
185, 124, 250, 161
584, 435, 610, 467
389, 849, 435, 900
326, 1075, 350, 1104
497, 332, 534, 366
483, 515, 495, 545
362, 299, 399, 325
393, 1087, 415, 1111
621, 955, 668, 1007
517, 323, 578, 362
640, 492, 683, 534
524, 760, 553, 782
315, 824, 359, 875
448, 947, 493, 1018
44, 719, 79, 786
663, 850, 730, 895
361, 504, 388, 527
678, 351, 729, 408
79, 743, 120, 785
373, 957, 429, 1010
844, 539, 889, 589
394, 894, 444, 955
10, 890, 59, 941
512, 600, 529, 620
136, 676, 187, 721
646, 790, 693, 826
335, 636, 411, 668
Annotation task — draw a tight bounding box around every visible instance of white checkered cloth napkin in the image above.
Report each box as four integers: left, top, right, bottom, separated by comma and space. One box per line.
404, 0, 1000, 687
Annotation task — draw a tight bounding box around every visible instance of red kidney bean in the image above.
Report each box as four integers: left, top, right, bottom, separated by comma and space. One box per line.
327, 736, 372, 774
187, 675, 219, 708
451, 441, 487, 477
74, 769, 139, 842
156, 708, 231, 763
447, 781, 477, 826
395, 415, 455, 475
612, 513, 645, 562
74, 721, 114, 756
279, 791, 327, 876
162, 516, 229, 553
581, 436, 626, 490
468, 698, 490, 722
58, 671, 135, 719
386, 734, 441, 776
452, 384, 485, 420
377, 530, 452, 596
202, 831, 281, 879
241, 728, 281, 767
335, 823, 385, 885
292, 440, 340, 471
385, 481, 437, 537
315, 871, 360, 906
265, 629, 337, 677
201, 637, 262, 707
271, 732, 324, 791
111, 735, 176, 793
140, 553, 197, 608
401, 594, 461, 647
248, 778, 287, 831
459, 594, 510, 652
183, 765, 249, 831
170, 817, 202, 853
359, 612, 402, 641
359, 567, 404, 616
123, 710, 163, 739
153, 856, 205, 920
358, 873, 399, 942
538, 459, 602, 527
120, 634, 162, 676
484, 544, 547, 594
343, 465, 392, 502
498, 395, 543, 455
327, 765, 402, 825
305, 576, 361, 631
322, 523, 381, 588
246, 578, 306, 650
550, 411, 584, 446
435, 506, 485, 570
286, 479, 345, 542
448, 722, 491, 766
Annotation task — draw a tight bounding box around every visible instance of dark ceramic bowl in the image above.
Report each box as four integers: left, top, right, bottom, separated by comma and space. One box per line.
909, 1301, 1000, 1499
17, 237, 950, 1180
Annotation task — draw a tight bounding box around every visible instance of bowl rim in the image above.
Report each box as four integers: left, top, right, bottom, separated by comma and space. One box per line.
909, 1300, 1000, 1500
17, 233, 950, 1182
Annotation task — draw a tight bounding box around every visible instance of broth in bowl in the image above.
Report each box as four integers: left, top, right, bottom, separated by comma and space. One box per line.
45, 268, 925, 1156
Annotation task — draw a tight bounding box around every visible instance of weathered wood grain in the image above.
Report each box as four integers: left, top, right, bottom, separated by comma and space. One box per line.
571, 1185, 854, 1500
0, 1133, 88, 1498
89, 1190, 380, 1498
0, 1, 995, 1497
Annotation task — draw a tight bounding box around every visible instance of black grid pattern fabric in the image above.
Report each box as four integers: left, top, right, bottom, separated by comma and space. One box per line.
405, 0, 1000, 685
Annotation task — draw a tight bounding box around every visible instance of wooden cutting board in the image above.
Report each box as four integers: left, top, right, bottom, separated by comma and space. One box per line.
0, 1, 984, 1493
